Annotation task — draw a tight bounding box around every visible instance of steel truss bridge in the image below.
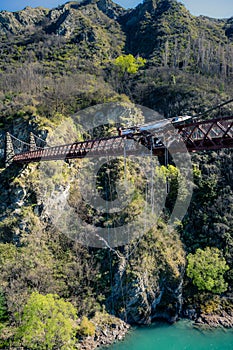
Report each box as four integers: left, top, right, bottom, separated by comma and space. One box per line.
5, 115, 233, 166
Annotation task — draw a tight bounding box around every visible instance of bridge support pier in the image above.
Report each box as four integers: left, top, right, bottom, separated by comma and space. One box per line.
29, 132, 37, 151
5, 132, 15, 167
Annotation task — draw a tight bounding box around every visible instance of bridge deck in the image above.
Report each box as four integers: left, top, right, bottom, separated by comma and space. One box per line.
12, 116, 233, 163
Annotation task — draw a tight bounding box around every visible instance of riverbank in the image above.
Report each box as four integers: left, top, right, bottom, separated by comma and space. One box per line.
184, 296, 233, 329
79, 313, 130, 350
195, 311, 233, 328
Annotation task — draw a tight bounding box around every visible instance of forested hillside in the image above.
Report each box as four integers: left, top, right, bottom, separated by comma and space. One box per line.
0, 0, 233, 348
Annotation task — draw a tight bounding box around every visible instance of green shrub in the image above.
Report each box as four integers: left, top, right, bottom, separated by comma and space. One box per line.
187, 247, 229, 294
78, 316, 96, 337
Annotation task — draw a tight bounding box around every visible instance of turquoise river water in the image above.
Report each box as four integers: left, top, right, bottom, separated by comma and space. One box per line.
108, 320, 233, 350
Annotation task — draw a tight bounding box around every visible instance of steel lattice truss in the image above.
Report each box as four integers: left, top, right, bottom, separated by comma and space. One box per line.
177, 116, 233, 151
12, 116, 233, 164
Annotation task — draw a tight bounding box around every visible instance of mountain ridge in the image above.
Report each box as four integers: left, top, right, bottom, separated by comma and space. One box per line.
0, 0, 232, 37
0, 0, 232, 115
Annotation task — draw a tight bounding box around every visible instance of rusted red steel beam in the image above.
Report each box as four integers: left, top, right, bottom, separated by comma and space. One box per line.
176, 116, 233, 151
185, 137, 233, 152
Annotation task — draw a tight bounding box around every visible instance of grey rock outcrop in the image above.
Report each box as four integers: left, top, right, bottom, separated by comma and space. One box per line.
108, 235, 185, 325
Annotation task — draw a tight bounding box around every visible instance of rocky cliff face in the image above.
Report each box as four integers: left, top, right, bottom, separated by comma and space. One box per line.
107, 227, 186, 324
0, 0, 124, 36
0, 0, 125, 63
0, 6, 48, 35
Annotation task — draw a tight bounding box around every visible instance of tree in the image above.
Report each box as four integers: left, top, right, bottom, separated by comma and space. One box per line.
113, 54, 146, 75
16, 292, 77, 350
0, 291, 8, 322
186, 247, 229, 294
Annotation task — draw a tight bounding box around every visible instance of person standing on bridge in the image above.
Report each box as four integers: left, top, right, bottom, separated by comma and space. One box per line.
117, 127, 122, 136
